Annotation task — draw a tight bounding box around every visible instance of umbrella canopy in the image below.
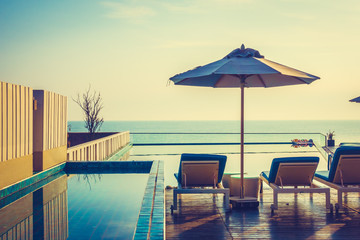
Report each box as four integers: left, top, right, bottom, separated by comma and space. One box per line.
170, 44, 319, 88
169, 44, 320, 199
350, 96, 360, 103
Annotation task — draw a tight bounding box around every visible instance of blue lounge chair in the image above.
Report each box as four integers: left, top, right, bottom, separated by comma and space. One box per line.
260, 157, 331, 212
314, 144, 360, 212
171, 153, 230, 213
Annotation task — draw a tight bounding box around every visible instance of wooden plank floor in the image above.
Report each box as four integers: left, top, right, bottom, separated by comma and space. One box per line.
166, 188, 360, 239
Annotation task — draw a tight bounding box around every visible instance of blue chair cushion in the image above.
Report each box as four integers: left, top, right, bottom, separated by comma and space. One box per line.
260, 171, 270, 182
339, 143, 360, 147
328, 145, 360, 182
175, 153, 227, 185
267, 157, 319, 184
314, 170, 330, 181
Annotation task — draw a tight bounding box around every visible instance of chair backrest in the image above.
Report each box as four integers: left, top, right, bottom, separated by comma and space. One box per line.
332, 155, 360, 184
176, 153, 227, 185
329, 145, 360, 183
181, 161, 219, 187
274, 162, 318, 186
268, 157, 319, 186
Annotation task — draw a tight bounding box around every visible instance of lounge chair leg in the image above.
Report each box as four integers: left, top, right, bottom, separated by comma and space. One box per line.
335, 203, 340, 214
272, 190, 278, 211
325, 189, 331, 210
173, 189, 178, 211
224, 190, 230, 210
270, 204, 276, 214
337, 190, 343, 210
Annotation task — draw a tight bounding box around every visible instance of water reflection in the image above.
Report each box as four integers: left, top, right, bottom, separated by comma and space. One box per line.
0, 174, 68, 240
0, 172, 148, 240
75, 174, 102, 190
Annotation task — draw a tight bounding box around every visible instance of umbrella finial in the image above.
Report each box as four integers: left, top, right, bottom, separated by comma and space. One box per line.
224, 45, 264, 59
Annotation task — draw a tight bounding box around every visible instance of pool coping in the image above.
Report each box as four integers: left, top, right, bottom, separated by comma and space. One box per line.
133, 160, 165, 240
0, 162, 66, 199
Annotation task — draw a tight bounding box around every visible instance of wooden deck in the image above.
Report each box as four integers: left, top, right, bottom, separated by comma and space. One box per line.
166, 188, 360, 239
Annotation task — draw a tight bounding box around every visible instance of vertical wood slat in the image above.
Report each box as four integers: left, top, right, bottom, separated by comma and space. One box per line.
57, 94, 60, 148
52, 92, 55, 150
12, 85, 16, 159
7, 83, 13, 161
29, 88, 33, 156
45, 91, 48, 151
54, 93, 57, 149
62, 95, 65, 146
16, 85, 21, 158
48, 91, 51, 151
63, 96, 65, 147
57, 95, 60, 148
53, 92, 56, 149
0, 82, 3, 162
25, 87, 29, 156
24, 86, 29, 156
44, 91, 47, 151
20, 85, 25, 157
47, 91, 50, 151
63, 95, 65, 146
64, 96, 67, 146
50, 91, 54, 150
44, 91, 48, 152
59, 95, 62, 147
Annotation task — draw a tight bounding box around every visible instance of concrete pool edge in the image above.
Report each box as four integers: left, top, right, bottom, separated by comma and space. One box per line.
134, 160, 165, 240
0, 162, 66, 199
65, 160, 152, 173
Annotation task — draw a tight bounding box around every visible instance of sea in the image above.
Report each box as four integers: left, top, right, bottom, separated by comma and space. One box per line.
68, 120, 360, 186
68, 120, 360, 143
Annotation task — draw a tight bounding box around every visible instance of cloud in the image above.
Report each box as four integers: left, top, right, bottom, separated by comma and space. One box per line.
100, 0, 253, 22
100, 1, 156, 21
160, 0, 253, 14
281, 12, 315, 21
159, 2, 204, 14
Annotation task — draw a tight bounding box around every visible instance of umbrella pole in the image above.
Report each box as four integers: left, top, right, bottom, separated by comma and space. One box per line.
240, 83, 245, 199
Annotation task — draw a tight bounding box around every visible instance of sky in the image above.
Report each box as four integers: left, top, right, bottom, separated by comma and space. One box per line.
1, 0, 360, 121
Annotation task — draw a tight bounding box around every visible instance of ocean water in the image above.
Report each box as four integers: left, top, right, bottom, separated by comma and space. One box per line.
68, 120, 360, 186
68, 120, 360, 143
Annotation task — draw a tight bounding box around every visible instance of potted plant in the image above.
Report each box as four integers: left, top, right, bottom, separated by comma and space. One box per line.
327, 130, 335, 147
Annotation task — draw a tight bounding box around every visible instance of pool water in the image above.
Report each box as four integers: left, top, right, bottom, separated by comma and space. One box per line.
0, 172, 149, 240
67, 174, 148, 239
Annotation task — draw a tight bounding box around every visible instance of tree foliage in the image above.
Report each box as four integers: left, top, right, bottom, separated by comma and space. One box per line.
73, 86, 104, 134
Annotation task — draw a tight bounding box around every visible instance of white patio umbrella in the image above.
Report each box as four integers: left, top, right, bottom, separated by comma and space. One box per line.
350, 96, 360, 103
169, 44, 320, 200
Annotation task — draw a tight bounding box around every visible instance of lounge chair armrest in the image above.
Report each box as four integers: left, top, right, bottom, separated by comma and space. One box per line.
328, 154, 333, 170
217, 183, 224, 188
174, 173, 179, 182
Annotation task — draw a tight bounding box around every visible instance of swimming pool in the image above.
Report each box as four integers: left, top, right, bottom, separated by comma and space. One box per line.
0, 161, 164, 240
